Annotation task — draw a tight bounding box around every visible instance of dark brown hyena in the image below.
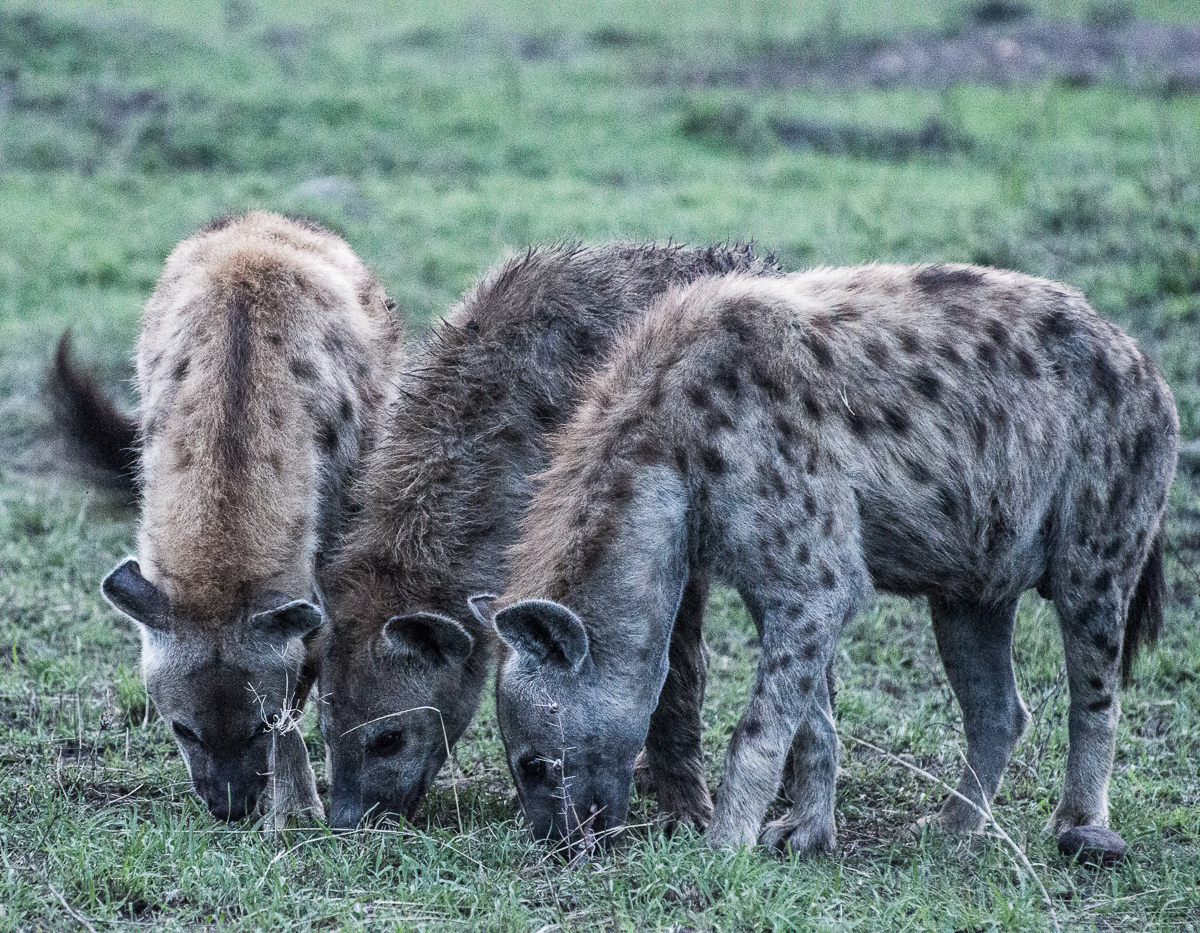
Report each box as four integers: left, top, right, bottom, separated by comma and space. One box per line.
485, 264, 1177, 863
316, 242, 780, 829
59, 212, 402, 825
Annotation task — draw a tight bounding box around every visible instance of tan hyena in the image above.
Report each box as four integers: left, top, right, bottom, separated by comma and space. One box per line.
94, 212, 401, 823
316, 242, 780, 828
484, 264, 1177, 864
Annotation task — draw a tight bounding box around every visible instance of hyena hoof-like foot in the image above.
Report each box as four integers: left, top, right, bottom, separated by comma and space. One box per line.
654, 776, 714, 830
1056, 824, 1127, 867
759, 817, 836, 857
935, 796, 989, 835
705, 819, 760, 850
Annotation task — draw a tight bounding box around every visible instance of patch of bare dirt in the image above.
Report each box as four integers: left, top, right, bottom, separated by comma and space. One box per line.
673, 19, 1200, 93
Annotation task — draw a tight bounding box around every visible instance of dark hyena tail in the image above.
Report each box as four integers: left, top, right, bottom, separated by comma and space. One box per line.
47, 331, 140, 495
1122, 526, 1165, 685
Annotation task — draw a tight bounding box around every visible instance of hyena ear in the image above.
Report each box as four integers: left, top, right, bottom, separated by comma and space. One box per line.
466, 593, 499, 627
101, 558, 170, 632
250, 599, 323, 643
491, 599, 589, 672
382, 612, 474, 665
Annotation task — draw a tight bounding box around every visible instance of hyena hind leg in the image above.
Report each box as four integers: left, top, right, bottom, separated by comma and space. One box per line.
638, 573, 714, 828
928, 595, 1029, 835
266, 727, 324, 831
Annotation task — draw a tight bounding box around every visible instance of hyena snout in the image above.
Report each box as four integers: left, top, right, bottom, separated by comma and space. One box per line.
196, 766, 264, 821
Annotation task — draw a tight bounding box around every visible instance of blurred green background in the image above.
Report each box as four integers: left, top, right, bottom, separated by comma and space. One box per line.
1, 2, 1198, 930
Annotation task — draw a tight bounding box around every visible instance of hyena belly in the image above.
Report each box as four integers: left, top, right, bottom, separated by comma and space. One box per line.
101, 212, 401, 824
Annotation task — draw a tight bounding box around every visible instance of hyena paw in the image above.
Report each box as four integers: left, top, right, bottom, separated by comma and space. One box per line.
759, 816, 836, 857
1052, 812, 1127, 867
654, 774, 714, 830
935, 797, 988, 835
705, 818, 760, 850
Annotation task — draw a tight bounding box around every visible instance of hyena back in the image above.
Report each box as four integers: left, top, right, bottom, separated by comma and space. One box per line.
317, 242, 780, 829
98, 211, 401, 823
487, 264, 1177, 862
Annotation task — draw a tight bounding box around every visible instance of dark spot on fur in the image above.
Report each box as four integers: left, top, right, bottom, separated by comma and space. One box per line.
1094, 569, 1113, 593
1091, 353, 1122, 407
339, 395, 353, 422
290, 358, 318, 382
1037, 308, 1076, 345
822, 513, 834, 538
971, 414, 988, 453
803, 332, 835, 370
775, 413, 797, 444
833, 303, 863, 323
705, 405, 734, 432
1102, 539, 1122, 562
1015, 346, 1040, 379
685, 381, 712, 411
883, 406, 910, 434
985, 318, 1009, 348
219, 289, 254, 473
714, 360, 741, 396
795, 542, 810, 564
171, 356, 189, 381
318, 421, 339, 454
804, 490, 817, 517
743, 718, 762, 740
798, 675, 814, 693
1106, 476, 1128, 516
1088, 676, 1104, 691
750, 360, 787, 403
935, 340, 965, 367
937, 485, 960, 522
323, 330, 346, 357
819, 564, 836, 588
914, 264, 984, 295
912, 366, 942, 402
976, 340, 999, 371
466, 319, 479, 332
758, 462, 788, 498
1091, 630, 1120, 662
906, 458, 933, 484
720, 300, 760, 343
846, 408, 867, 437
700, 446, 727, 475
801, 641, 820, 661
898, 328, 921, 355
1088, 695, 1113, 712
866, 339, 890, 368
803, 391, 823, 421
1130, 425, 1157, 475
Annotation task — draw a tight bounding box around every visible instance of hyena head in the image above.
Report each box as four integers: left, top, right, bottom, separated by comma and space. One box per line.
488, 598, 651, 845
319, 608, 482, 829
102, 559, 321, 821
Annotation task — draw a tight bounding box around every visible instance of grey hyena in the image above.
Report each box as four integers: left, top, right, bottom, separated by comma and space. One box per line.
94, 212, 401, 823
485, 265, 1177, 862
316, 242, 780, 828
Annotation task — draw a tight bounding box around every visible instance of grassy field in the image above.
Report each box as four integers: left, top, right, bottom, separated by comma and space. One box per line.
2, 1, 1199, 930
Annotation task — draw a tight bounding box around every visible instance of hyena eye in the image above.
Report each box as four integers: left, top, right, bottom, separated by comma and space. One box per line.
366, 730, 406, 757
518, 755, 549, 782
172, 721, 201, 745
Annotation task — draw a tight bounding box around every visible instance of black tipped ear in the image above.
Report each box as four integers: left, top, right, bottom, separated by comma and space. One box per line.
251, 599, 323, 643
382, 612, 474, 665
102, 558, 169, 631
467, 593, 499, 627
492, 599, 589, 672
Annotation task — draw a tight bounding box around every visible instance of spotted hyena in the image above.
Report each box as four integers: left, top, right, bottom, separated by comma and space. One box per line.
83, 212, 401, 823
483, 264, 1178, 863
316, 242, 780, 828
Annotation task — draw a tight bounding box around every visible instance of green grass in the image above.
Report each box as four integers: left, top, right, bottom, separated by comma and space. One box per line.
2, 1, 1200, 930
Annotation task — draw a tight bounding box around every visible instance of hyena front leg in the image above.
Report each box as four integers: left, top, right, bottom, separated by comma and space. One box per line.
759, 668, 838, 854
638, 573, 713, 828
707, 581, 860, 853
928, 595, 1029, 834
266, 727, 324, 830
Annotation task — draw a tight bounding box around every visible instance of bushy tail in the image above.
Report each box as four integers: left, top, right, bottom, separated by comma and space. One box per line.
1122, 526, 1165, 685
47, 331, 140, 494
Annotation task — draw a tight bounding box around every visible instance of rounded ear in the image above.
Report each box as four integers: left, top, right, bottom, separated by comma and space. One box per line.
466, 593, 499, 627
382, 612, 473, 665
250, 599, 323, 643
102, 558, 169, 632
492, 599, 589, 672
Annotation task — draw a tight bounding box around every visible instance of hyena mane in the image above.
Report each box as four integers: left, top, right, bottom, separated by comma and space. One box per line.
96, 211, 402, 823
317, 240, 782, 829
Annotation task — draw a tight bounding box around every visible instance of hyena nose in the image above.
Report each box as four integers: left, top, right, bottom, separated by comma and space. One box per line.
206, 788, 257, 821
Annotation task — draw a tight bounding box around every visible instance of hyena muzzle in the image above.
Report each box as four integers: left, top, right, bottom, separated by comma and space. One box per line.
316, 241, 781, 830
84, 211, 401, 822
484, 264, 1177, 864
